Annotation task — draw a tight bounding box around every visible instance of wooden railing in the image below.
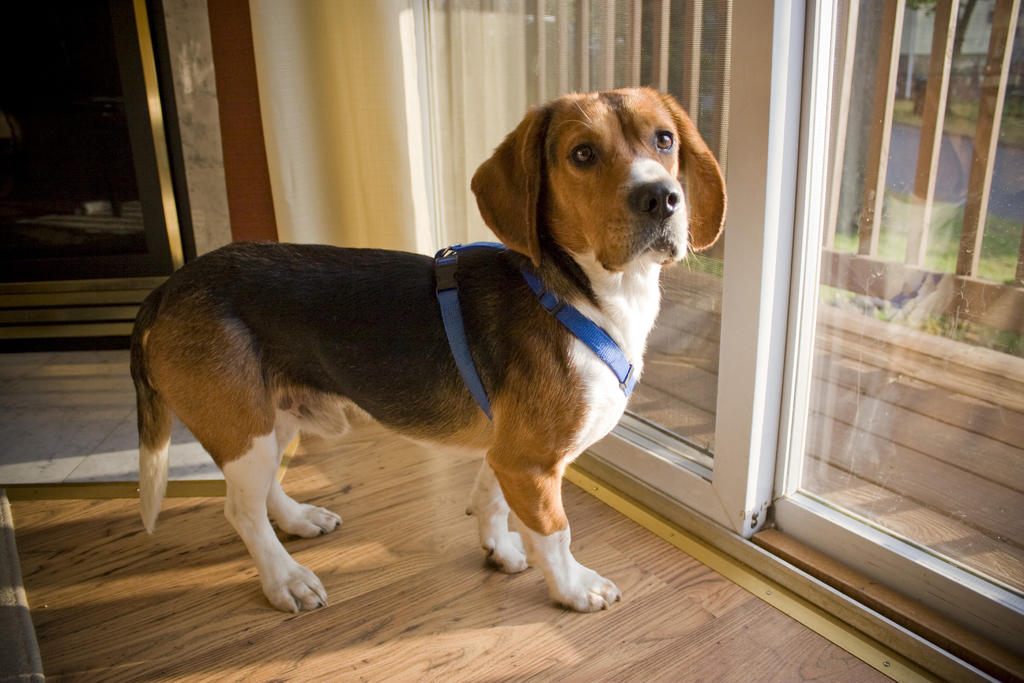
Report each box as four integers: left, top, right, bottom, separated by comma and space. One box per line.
524, 0, 731, 166
825, 0, 1024, 336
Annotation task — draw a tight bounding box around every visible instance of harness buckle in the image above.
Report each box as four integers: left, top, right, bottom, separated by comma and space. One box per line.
619, 364, 635, 392
435, 248, 460, 293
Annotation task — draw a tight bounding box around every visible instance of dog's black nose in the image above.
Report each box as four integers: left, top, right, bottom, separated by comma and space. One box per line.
630, 182, 681, 222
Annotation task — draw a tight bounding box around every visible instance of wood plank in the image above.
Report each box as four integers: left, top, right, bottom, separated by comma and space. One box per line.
815, 351, 1024, 451
810, 375, 1024, 493
905, 0, 958, 266
754, 528, 1024, 681
625, 0, 642, 87
531, 0, 546, 102
805, 412, 1024, 547
0, 290, 152, 309
10, 421, 884, 682
0, 322, 136, 340
819, 304, 1024, 386
0, 277, 165, 295
633, 354, 718, 416
858, 0, 905, 257
678, 0, 703, 121
824, 0, 860, 250
709, 0, 731, 167
575, 0, 590, 91
598, 0, 616, 91
818, 305, 1024, 413
628, 381, 716, 450
556, 0, 569, 94
801, 458, 1024, 593
655, 298, 722, 346
646, 318, 720, 373
650, 0, 670, 93
0, 305, 139, 324
957, 0, 1021, 277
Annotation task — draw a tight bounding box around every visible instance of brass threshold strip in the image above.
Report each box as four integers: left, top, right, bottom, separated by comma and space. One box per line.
563, 464, 942, 683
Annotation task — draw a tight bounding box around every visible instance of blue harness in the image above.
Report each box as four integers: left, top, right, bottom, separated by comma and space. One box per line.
434, 243, 636, 420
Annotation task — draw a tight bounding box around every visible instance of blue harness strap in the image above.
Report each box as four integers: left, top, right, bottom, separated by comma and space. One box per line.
519, 268, 637, 397
434, 242, 636, 421
434, 243, 504, 419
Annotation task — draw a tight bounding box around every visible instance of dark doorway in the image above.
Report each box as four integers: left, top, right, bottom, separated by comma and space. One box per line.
0, 1, 183, 283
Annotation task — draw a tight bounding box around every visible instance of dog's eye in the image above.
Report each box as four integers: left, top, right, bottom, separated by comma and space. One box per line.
571, 144, 596, 166
656, 132, 674, 152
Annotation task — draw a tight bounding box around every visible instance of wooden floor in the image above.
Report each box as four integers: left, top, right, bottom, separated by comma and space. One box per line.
10, 420, 887, 682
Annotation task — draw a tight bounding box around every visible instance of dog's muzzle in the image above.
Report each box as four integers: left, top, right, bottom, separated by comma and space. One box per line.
628, 179, 688, 263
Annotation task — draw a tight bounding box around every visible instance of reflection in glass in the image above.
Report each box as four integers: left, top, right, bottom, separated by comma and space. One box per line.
0, 5, 144, 265
805, 0, 1024, 594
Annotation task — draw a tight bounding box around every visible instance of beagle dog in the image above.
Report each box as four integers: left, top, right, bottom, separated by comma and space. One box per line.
131, 87, 725, 613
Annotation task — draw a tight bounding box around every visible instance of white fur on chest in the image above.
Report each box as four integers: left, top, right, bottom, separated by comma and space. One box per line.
569, 339, 630, 453
568, 256, 663, 454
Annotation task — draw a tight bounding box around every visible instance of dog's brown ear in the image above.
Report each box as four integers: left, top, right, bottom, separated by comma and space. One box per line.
661, 94, 727, 252
471, 106, 550, 266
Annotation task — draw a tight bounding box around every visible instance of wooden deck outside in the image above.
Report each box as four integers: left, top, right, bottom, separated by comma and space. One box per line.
633, 266, 1024, 594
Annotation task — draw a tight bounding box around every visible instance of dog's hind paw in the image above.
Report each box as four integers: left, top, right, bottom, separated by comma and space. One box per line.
263, 562, 328, 612
483, 531, 528, 574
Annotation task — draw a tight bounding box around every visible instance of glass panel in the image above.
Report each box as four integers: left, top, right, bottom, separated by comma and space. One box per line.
805, 0, 1024, 594
428, 0, 731, 458
0, 2, 177, 282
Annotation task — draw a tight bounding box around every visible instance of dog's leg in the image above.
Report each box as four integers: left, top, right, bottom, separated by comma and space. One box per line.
493, 461, 621, 612
266, 413, 342, 538
223, 431, 328, 612
466, 461, 528, 574
517, 521, 620, 612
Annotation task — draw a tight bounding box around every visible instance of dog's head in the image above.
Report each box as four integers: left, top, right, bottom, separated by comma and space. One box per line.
471, 88, 726, 270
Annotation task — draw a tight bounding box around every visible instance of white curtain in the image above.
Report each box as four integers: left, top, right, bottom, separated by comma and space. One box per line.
248, 0, 533, 253
427, 0, 529, 246
249, 0, 433, 253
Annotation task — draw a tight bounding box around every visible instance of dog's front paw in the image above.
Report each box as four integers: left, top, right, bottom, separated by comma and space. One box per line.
483, 531, 528, 574
278, 504, 342, 538
552, 566, 621, 612
262, 561, 328, 612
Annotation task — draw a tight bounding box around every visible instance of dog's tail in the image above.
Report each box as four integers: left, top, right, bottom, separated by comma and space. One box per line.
130, 289, 172, 534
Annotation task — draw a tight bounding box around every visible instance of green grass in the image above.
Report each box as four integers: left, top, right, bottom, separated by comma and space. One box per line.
682, 252, 724, 277
832, 190, 1021, 285
892, 99, 1024, 147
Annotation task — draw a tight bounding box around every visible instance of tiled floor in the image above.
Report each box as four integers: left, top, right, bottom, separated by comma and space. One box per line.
0, 350, 220, 486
